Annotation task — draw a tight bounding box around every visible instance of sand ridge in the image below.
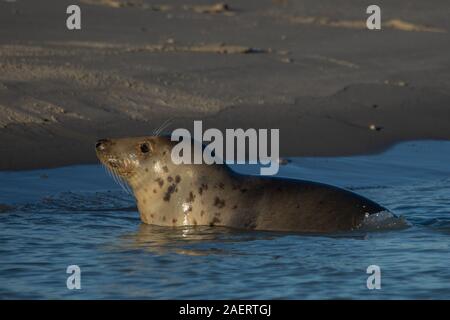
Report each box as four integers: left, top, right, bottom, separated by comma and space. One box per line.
80, 0, 235, 15
283, 15, 447, 33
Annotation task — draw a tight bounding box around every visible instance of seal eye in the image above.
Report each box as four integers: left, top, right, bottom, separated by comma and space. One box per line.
140, 143, 150, 154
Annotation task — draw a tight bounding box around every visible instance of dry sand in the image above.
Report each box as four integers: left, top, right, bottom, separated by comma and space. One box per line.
0, 0, 449, 170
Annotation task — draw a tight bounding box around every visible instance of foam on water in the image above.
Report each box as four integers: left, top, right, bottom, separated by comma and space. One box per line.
357, 211, 411, 231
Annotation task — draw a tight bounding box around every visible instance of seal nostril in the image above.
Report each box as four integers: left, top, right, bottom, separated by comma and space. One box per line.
96, 139, 109, 151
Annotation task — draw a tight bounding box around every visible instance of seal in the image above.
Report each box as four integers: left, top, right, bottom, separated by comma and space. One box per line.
95, 136, 390, 233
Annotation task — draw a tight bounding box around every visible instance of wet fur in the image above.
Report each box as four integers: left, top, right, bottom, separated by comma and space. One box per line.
96, 136, 387, 233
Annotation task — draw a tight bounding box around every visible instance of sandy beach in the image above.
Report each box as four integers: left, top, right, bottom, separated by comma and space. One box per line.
1, 0, 449, 170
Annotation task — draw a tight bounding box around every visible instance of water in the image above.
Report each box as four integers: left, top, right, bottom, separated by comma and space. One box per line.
0, 140, 449, 299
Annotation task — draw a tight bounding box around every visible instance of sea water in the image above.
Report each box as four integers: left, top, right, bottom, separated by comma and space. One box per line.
0, 140, 449, 299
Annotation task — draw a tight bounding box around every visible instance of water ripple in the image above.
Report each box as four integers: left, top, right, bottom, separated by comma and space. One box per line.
1, 141, 450, 299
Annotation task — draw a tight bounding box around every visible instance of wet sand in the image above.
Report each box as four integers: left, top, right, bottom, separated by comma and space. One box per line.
1, 0, 449, 170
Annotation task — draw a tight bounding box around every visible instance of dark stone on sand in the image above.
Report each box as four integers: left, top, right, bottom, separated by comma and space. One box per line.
0, 204, 13, 213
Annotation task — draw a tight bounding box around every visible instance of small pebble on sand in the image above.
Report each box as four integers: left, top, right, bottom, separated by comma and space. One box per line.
384, 80, 408, 87
281, 57, 293, 63
369, 124, 383, 131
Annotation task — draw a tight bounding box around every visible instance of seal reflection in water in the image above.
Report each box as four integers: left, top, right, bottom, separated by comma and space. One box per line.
95, 136, 390, 233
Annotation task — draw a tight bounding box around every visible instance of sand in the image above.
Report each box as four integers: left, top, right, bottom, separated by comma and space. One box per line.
0, 0, 449, 170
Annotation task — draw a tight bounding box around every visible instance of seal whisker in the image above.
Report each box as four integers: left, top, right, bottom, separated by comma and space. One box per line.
110, 169, 119, 185
104, 165, 114, 181
112, 169, 131, 195
114, 173, 127, 194
108, 167, 122, 190
103, 165, 110, 177
124, 182, 132, 195
119, 159, 133, 195
118, 174, 133, 195
153, 120, 165, 136
102, 165, 113, 183
117, 172, 133, 195
153, 118, 173, 137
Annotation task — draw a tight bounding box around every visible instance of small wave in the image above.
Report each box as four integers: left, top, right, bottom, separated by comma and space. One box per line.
347, 185, 390, 191
13, 190, 135, 213
357, 210, 411, 231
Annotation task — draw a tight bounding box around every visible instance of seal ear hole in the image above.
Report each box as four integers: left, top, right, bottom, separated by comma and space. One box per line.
140, 143, 150, 154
